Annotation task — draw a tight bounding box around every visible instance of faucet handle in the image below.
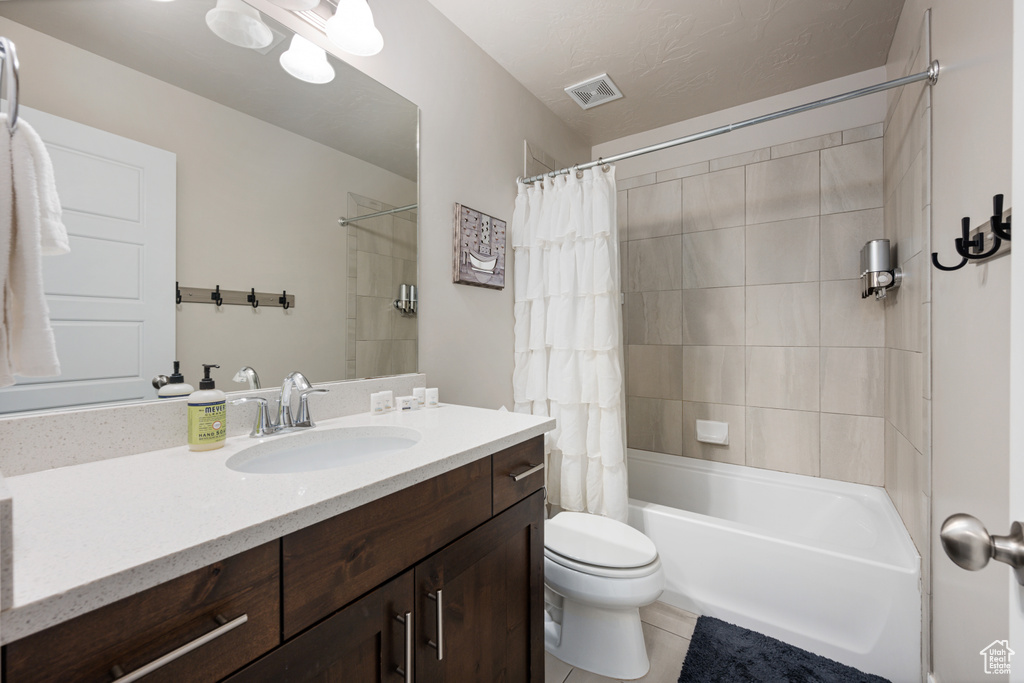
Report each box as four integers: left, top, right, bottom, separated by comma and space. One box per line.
230, 396, 277, 438
296, 388, 329, 427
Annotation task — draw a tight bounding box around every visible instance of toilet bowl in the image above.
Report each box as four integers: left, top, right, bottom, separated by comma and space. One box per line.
543, 512, 664, 680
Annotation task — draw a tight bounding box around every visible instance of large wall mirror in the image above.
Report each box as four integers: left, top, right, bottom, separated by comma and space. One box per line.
0, 0, 418, 415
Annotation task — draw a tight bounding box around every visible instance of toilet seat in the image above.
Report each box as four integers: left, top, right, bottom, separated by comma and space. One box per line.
545, 546, 662, 579
545, 512, 658, 565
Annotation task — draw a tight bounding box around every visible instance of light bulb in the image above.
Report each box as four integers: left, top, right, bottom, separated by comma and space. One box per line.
206, 0, 273, 50
279, 34, 335, 84
325, 0, 383, 56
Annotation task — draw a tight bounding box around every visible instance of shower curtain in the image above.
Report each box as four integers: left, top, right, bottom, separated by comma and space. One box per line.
510, 167, 627, 521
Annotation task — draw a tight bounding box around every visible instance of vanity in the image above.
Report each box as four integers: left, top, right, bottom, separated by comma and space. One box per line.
0, 404, 553, 682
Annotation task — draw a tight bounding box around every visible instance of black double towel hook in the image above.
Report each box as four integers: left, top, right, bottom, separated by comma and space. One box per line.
279, 290, 290, 310
175, 281, 182, 305
212, 285, 223, 306
932, 194, 1011, 272
248, 288, 259, 308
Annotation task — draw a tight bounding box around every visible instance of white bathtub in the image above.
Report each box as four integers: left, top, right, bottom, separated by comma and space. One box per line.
627, 449, 921, 683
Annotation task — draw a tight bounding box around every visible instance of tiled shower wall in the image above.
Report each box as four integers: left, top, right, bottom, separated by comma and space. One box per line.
883, 12, 932, 676
346, 193, 418, 379
620, 123, 887, 484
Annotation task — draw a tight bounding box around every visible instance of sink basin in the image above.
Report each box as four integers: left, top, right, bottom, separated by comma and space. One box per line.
225, 426, 421, 474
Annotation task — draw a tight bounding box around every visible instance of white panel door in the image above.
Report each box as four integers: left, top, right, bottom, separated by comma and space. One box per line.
1011, 3, 1024, 680
0, 106, 175, 413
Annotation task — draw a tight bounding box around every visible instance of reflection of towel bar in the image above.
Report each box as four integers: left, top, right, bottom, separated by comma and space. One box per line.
176, 283, 295, 309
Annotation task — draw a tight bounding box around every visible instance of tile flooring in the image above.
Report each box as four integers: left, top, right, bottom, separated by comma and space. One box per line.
545, 602, 699, 682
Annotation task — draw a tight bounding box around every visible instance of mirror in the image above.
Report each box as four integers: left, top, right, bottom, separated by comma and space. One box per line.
0, 0, 418, 415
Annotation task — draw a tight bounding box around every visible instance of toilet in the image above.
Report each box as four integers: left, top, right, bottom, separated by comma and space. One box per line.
543, 511, 664, 680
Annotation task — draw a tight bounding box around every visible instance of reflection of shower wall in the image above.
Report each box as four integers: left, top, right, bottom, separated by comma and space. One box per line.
346, 193, 418, 379
621, 124, 885, 485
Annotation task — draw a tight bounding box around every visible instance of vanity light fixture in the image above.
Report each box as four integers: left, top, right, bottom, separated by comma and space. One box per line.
266, 0, 319, 10
279, 34, 335, 84
206, 0, 274, 50
325, 0, 383, 57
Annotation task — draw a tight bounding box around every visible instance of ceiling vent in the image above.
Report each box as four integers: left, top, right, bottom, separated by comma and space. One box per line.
565, 73, 623, 110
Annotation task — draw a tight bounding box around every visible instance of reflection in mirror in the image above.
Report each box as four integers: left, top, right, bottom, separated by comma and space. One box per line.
0, 0, 418, 415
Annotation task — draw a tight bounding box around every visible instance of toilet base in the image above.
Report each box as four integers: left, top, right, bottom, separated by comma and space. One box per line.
544, 598, 650, 680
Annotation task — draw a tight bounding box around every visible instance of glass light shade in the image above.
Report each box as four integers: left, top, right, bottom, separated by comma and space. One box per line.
325, 0, 383, 56
266, 0, 320, 10
206, 0, 273, 49
279, 35, 335, 84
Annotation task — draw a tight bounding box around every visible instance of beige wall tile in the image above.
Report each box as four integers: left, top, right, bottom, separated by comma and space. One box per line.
628, 180, 682, 240
820, 279, 884, 347
356, 340, 392, 378
682, 346, 745, 405
710, 147, 769, 172
746, 346, 820, 411
617, 173, 657, 191
682, 287, 744, 346
843, 123, 883, 145
820, 208, 884, 280
821, 138, 883, 214
356, 250, 393, 297
627, 235, 682, 292
746, 407, 820, 476
745, 151, 820, 224
346, 319, 356, 361
745, 216, 819, 285
770, 132, 842, 159
627, 397, 683, 455
657, 161, 709, 183
682, 167, 745, 233
746, 283, 819, 346
820, 413, 884, 485
392, 216, 417, 262
887, 347, 924, 452
356, 296, 393, 341
887, 250, 924, 353
617, 190, 628, 242
820, 347, 885, 417
682, 227, 744, 289
626, 290, 683, 345
393, 340, 417, 374
627, 345, 683, 400
683, 401, 745, 465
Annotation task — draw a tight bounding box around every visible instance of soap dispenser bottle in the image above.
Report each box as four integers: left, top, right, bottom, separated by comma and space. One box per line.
158, 361, 194, 398
188, 364, 226, 451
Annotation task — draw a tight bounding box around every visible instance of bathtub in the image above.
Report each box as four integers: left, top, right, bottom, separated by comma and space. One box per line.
627, 449, 921, 683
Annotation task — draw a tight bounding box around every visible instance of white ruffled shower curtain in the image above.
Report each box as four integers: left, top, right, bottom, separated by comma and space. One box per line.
510, 167, 627, 521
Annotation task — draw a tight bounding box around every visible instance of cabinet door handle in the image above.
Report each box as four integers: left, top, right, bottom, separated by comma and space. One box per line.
426, 589, 444, 661
395, 612, 413, 682
510, 462, 544, 482
109, 613, 247, 683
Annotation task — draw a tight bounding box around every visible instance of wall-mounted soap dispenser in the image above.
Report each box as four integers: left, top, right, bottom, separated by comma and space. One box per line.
861, 239, 902, 300
394, 283, 417, 316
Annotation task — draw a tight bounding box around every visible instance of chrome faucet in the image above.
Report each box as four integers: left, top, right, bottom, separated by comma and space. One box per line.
232, 366, 261, 390
231, 372, 329, 438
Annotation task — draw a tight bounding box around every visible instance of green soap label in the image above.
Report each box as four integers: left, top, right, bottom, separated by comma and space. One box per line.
188, 401, 226, 445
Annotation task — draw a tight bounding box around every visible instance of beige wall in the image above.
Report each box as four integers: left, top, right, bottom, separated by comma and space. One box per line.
251, 0, 591, 410
0, 16, 416, 391
886, 1, 1013, 681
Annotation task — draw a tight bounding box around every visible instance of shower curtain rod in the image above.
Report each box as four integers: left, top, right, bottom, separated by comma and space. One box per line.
521, 60, 940, 185
338, 203, 418, 226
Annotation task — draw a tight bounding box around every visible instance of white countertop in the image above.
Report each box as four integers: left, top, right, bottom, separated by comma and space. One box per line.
0, 404, 554, 644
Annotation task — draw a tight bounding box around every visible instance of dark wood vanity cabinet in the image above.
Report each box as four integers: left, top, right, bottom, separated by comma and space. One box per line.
2, 436, 546, 683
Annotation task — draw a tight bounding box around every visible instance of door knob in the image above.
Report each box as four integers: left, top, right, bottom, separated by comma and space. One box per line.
940, 514, 1024, 585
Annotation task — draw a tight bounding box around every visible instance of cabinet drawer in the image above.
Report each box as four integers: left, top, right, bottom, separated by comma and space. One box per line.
282, 457, 491, 638
492, 436, 545, 514
4, 541, 280, 683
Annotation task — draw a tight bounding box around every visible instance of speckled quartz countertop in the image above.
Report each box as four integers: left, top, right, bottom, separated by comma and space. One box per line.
0, 404, 554, 644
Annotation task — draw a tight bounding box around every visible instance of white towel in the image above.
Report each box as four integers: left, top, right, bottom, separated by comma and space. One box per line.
0, 114, 69, 387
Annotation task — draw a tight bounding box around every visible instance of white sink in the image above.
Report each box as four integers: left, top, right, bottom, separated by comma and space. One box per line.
225, 426, 421, 474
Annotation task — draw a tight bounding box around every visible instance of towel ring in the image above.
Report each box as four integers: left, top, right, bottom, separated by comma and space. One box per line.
0, 38, 20, 133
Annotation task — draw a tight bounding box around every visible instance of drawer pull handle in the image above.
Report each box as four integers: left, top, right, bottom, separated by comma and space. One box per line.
426, 589, 443, 661
109, 613, 247, 683
395, 611, 413, 682
510, 462, 545, 482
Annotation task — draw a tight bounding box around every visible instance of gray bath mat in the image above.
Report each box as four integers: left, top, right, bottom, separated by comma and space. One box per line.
677, 616, 891, 683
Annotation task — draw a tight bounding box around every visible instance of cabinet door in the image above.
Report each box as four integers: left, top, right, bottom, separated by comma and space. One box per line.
415, 490, 544, 683
226, 570, 414, 683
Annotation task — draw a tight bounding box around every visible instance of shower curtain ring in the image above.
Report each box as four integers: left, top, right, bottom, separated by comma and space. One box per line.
573, 164, 583, 179
598, 157, 610, 173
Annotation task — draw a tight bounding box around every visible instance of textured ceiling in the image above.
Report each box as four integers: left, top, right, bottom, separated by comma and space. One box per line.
0, 0, 418, 180
427, 0, 904, 145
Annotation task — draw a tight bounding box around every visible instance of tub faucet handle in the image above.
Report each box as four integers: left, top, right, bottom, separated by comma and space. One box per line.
940, 514, 1024, 585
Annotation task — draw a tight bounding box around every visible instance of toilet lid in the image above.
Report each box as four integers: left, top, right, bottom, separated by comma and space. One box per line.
545, 512, 658, 569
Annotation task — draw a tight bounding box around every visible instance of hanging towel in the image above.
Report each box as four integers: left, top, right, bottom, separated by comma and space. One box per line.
0, 114, 69, 387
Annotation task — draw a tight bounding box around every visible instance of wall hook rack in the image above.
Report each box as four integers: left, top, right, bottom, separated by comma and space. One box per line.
932, 194, 1011, 272
176, 285, 295, 309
